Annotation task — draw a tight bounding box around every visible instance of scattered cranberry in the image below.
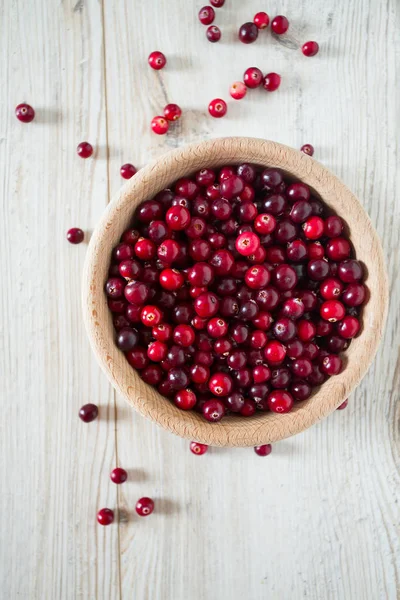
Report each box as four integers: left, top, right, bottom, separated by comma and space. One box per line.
79, 403, 98, 423
337, 399, 349, 410
208, 98, 227, 118
253, 12, 270, 29
207, 25, 221, 42
210, 0, 224, 6
302, 41, 319, 57
301, 144, 314, 156
135, 497, 154, 516
148, 51, 166, 70
238, 22, 259, 43
263, 73, 281, 92
271, 15, 289, 34
15, 103, 35, 122
243, 67, 263, 89
66, 227, 84, 244
190, 441, 208, 455
76, 142, 93, 158
254, 444, 272, 456
110, 468, 128, 484
230, 81, 247, 100
164, 103, 182, 121
120, 163, 137, 179
97, 508, 114, 525
198, 5, 215, 24
151, 116, 169, 135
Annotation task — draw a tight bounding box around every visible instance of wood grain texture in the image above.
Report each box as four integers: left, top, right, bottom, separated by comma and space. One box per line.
83, 137, 388, 446
1, 0, 399, 599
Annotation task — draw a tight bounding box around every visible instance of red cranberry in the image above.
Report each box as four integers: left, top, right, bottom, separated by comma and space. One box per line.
286, 339, 304, 359
268, 390, 293, 413
238, 22, 259, 43
297, 290, 317, 311
110, 468, 128, 484
206, 317, 228, 339
326, 238, 351, 261
113, 243, 135, 261
302, 41, 319, 57
175, 389, 197, 410
15, 103, 35, 122
209, 372, 232, 397
224, 392, 244, 413
163, 103, 182, 121
210, 0, 224, 5
274, 264, 298, 291
282, 297, 305, 320
289, 200, 312, 224
148, 51, 166, 70
337, 399, 348, 410
198, 5, 215, 24
166, 206, 191, 231
271, 15, 289, 34
214, 338, 232, 355
127, 347, 149, 370
297, 319, 316, 342
337, 315, 360, 339
190, 441, 208, 455
168, 368, 189, 390
230, 81, 247, 100
254, 444, 272, 456
120, 163, 137, 179
166, 345, 186, 367
141, 305, 163, 327
206, 25, 221, 42
307, 242, 324, 260
97, 508, 114, 525
122, 229, 140, 245
263, 73, 281, 91
221, 175, 245, 199
338, 260, 363, 283
151, 116, 169, 134
159, 269, 184, 291
190, 239, 212, 261
190, 364, 210, 384
236, 231, 260, 256
146, 341, 167, 362
208, 98, 227, 118
152, 323, 172, 342
210, 250, 234, 275
264, 340, 286, 364
243, 67, 263, 88
134, 237, 156, 260
320, 300, 345, 322
245, 265, 270, 289
194, 292, 219, 318
79, 404, 98, 423
324, 216, 343, 237
77, 142, 93, 158
172, 324, 195, 347
273, 317, 296, 342
105, 277, 125, 299
291, 358, 313, 378
321, 354, 342, 375
240, 399, 257, 416
303, 216, 324, 239
252, 365, 271, 383
254, 11, 270, 29
196, 169, 216, 187
136, 497, 154, 516
320, 278, 343, 300
67, 227, 84, 244
203, 399, 226, 422
300, 144, 314, 156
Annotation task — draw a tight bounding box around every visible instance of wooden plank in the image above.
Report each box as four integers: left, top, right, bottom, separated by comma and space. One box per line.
0, 1, 120, 598
103, 0, 399, 599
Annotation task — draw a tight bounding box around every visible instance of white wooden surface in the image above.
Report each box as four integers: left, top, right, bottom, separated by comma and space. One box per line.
1, 1, 399, 598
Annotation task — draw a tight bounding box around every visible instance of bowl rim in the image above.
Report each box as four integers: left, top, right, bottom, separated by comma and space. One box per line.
82, 137, 388, 447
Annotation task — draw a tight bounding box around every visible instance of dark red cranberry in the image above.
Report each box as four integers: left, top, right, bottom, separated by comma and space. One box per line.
316, 319, 333, 336
120, 163, 137, 179
286, 339, 304, 359
239, 300, 259, 321
307, 364, 325, 386
252, 365, 271, 383
300, 144, 314, 156
274, 264, 298, 290
240, 399, 257, 416
326, 238, 351, 261
338, 260, 363, 283
116, 327, 139, 351
321, 354, 342, 375
337, 315, 360, 339
168, 368, 189, 390
79, 404, 98, 423
291, 358, 313, 378
113, 243, 135, 262
291, 380, 312, 401
297, 290, 317, 311
199, 5, 215, 24
308, 259, 330, 281
271, 15, 289, 34
15, 103, 35, 122
225, 392, 245, 412
256, 287, 280, 310
105, 277, 125, 299
210, 250, 234, 275
290, 200, 312, 223
282, 298, 305, 320
66, 227, 84, 244
196, 169, 216, 187
97, 508, 114, 525
273, 318, 297, 342
342, 283, 366, 306
254, 444, 272, 456
190, 239, 212, 261
243, 67, 263, 88
190, 442, 208, 455
190, 364, 210, 384
297, 319, 317, 342
337, 399, 348, 410
194, 292, 219, 318
110, 468, 128, 484
76, 141, 93, 158
324, 216, 343, 237
238, 22, 258, 43
136, 497, 154, 516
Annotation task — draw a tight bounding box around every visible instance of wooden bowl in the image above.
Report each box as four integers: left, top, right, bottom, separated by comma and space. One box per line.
82, 138, 388, 447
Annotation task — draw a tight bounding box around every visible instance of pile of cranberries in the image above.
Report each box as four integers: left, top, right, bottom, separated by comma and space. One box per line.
105, 164, 365, 423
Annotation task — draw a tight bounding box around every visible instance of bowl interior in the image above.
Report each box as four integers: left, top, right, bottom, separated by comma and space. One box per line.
83, 137, 388, 447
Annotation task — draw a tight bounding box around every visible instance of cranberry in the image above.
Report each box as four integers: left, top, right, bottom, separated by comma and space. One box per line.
116, 327, 139, 351
15, 103, 35, 122
274, 264, 298, 291
174, 389, 197, 410
291, 358, 313, 378
152, 323, 172, 342
263, 73, 281, 91
302, 41, 319, 57
162, 103, 181, 122
168, 368, 189, 390
110, 468, 128, 484
234, 368, 252, 388
244, 265, 270, 289
208, 98, 227, 118
151, 116, 169, 135
198, 5, 215, 24
342, 283, 366, 306
238, 22, 258, 43
264, 194, 286, 215
122, 229, 140, 245
66, 227, 84, 244
240, 399, 256, 416
190, 364, 210, 384
225, 392, 245, 412
203, 399, 225, 421
271, 15, 289, 34
320, 278, 343, 300
326, 238, 351, 261
337, 399, 349, 410
282, 297, 305, 320
254, 11, 270, 29
173, 324, 195, 347
120, 163, 137, 179
148, 51, 166, 70
254, 444, 272, 456
230, 81, 247, 100
209, 372, 232, 397
79, 403, 98, 423
243, 67, 263, 88
337, 315, 360, 339
308, 259, 330, 281
113, 243, 135, 261
300, 144, 314, 156
77, 142, 93, 158
166, 345, 186, 367
190, 441, 208, 455
207, 25, 221, 42
158, 268, 183, 291
97, 508, 114, 525
190, 239, 212, 261
324, 216, 343, 237
210, 0, 224, 5
321, 354, 342, 375
136, 497, 154, 516
194, 291, 219, 318
297, 319, 316, 342
134, 237, 156, 260
273, 317, 296, 342
205, 317, 226, 339
338, 260, 363, 283
303, 216, 324, 239
221, 175, 245, 199
105, 277, 125, 299
210, 250, 234, 275
320, 300, 345, 322
236, 232, 260, 256
268, 390, 293, 413
264, 340, 286, 364
291, 380, 312, 401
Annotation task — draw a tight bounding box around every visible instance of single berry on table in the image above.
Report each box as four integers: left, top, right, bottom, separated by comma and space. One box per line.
238, 22, 259, 44
110, 468, 128, 484
79, 404, 98, 423
164, 103, 182, 121
66, 227, 84, 244
190, 442, 208, 455
198, 5, 215, 24
136, 497, 154, 516
244, 67, 263, 88
263, 73, 281, 92
148, 51, 166, 70
76, 142, 93, 158
208, 98, 227, 118
302, 41, 319, 57
151, 116, 169, 135
207, 25, 221, 42
253, 12, 270, 29
15, 103, 35, 122
97, 508, 114, 526
271, 15, 289, 34
301, 144, 314, 156
120, 163, 137, 179
230, 81, 247, 100
254, 444, 272, 456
